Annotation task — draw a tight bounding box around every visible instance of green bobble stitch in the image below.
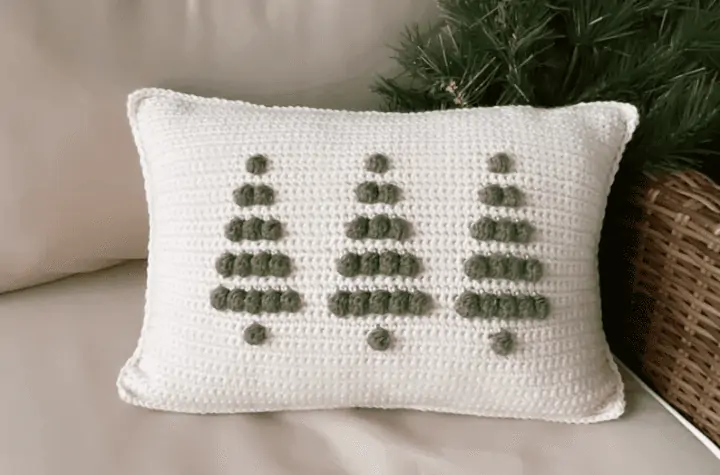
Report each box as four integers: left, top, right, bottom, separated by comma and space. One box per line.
243, 322, 267, 345
471, 218, 495, 241
464, 255, 488, 280
388, 218, 409, 241
246, 154, 268, 175
233, 253, 252, 276
369, 290, 391, 314
233, 184, 255, 207
254, 185, 275, 205
337, 253, 360, 277
262, 290, 281, 313
489, 329, 515, 356
349, 291, 370, 316
250, 252, 271, 276
489, 254, 508, 279
329, 291, 350, 317
359, 252, 379, 275
479, 185, 504, 206
215, 252, 235, 277
488, 153, 512, 173
245, 290, 263, 314
480, 294, 500, 318
498, 294, 518, 318
514, 220, 534, 243
346, 217, 369, 239
224, 218, 245, 242
388, 291, 410, 315
367, 326, 392, 351
210, 286, 230, 311
280, 290, 302, 312
378, 184, 401, 204
524, 259, 543, 282
494, 219, 516, 242
398, 253, 419, 276
268, 254, 292, 278
455, 291, 480, 318
379, 251, 400, 275
507, 256, 526, 280
365, 154, 389, 174
368, 214, 391, 239
517, 296, 535, 318
533, 295, 550, 319
355, 182, 379, 203
227, 289, 247, 312
242, 217, 262, 240
261, 219, 283, 240
408, 292, 431, 315
502, 186, 523, 207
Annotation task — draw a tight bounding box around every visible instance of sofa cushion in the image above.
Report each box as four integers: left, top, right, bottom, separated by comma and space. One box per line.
0, 0, 438, 292
0, 262, 717, 475
118, 88, 637, 421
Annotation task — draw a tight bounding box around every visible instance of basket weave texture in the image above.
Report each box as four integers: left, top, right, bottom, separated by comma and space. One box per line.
628, 171, 720, 446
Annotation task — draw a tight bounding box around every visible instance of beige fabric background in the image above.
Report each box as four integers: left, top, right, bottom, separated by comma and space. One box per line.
0, 0, 439, 292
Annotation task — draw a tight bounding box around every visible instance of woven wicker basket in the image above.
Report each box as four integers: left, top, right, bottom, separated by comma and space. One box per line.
616, 171, 720, 446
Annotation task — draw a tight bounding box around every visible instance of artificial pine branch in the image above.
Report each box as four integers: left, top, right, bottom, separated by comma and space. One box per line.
374, 0, 720, 173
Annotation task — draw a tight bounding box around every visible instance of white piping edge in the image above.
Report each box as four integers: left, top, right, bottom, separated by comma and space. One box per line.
614, 356, 720, 460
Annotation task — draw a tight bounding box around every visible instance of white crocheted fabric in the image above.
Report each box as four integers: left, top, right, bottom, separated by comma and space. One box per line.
118, 88, 638, 423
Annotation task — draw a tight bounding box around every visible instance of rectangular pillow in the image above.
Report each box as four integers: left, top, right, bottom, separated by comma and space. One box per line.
118, 88, 638, 423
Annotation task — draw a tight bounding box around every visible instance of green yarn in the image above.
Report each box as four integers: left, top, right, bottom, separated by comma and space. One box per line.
377, 184, 401, 204
246, 154, 268, 175
388, 217, 409, 240
489, 329, 514, 356
368, 215, 391, 239
337, 253, 361, 277
533, 295, 550, 319
398, 253, 419, 277
250, 252, 271, 276
507, 256, 526, 280
365, 154, 389, 174
245, 290, 263, 314
369, 290, 391, 314
494, 219, 516, 242
215, 252, 235, 277
514, 220, 534, 243
345, 217, 369, 239
227, 289, 247, 312
210, 286, 230, 310
243, 217, 263, 240
479, 185, 504, 206
280, 290, 302, 312
243, 322, 267, 345
367, 326, 392, 351
233, 184, 255, 207
233, 253, 252, 276
328, 291, 350, 317
524, 259, 543, 282
488, 153, 511, 173
224, 218, 245, 242
355, 182, 379, 203
470, 217, 495, 240
261, 219, 283, 240
349, 291, 371, 316
488, 254, 508, 279
388, 291, 410, 315
408, 291, 431, 315
268, 254, 292, 278
455, 292, 550, 319
501, 186, 523, 207
379, 251, 400, 274
359, 253, 379, 275
261, 290, 282, 313
254, 185, 275, 205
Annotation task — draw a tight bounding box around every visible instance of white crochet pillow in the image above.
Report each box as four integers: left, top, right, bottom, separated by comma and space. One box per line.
118, 88, 638, 423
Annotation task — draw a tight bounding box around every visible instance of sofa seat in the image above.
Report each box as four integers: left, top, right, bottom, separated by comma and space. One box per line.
0, 261, 717, 475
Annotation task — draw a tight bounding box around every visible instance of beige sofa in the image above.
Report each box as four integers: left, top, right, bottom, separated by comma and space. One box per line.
1, 2, 718, 473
